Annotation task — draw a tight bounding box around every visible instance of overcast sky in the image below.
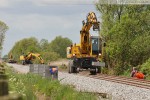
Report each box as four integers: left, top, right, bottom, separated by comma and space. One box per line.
0, 0, 100, 56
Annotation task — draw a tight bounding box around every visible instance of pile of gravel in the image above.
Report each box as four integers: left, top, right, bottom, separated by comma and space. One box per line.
58, 72, 150, 100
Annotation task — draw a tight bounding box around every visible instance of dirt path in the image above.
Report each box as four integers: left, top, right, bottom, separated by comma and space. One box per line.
6, 59, 69, 73
49, 59, 69, 66
7, 63, 29, 73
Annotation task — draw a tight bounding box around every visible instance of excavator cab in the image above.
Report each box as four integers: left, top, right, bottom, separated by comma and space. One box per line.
91, 36, 102, 56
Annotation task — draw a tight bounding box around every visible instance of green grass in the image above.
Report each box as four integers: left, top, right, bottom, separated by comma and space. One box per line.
7, 69, 36, 100
122, 69, 131, 77
6, 66, 97, 100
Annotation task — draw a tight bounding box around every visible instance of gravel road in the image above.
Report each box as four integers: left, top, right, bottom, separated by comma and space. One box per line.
7, 63, 150, 100
7, 63, 29, 74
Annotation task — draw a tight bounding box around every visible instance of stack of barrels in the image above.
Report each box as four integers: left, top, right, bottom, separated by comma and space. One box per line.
0, 63, 22, 100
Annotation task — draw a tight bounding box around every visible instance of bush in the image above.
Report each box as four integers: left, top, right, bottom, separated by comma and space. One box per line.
41, 52, 61, 63
140, 58, 150, 80
8, 69, 36, 99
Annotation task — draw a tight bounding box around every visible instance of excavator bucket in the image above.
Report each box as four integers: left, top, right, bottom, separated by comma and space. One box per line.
93, 22, 100, 31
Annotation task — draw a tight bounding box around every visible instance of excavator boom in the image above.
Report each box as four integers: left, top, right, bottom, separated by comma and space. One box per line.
80, 12, 100, 56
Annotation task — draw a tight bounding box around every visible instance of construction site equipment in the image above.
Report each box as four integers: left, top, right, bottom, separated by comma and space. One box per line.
8, 53, 17, 63
67, 12, 105, 75
20, 52, 44, 65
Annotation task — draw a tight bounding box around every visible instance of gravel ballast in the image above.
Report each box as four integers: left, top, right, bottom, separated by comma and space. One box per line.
58, 72, 150, 100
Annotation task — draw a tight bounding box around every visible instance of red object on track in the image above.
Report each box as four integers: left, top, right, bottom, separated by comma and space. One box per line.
134, 72, 145, 79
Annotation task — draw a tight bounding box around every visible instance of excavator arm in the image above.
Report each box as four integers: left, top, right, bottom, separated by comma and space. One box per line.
31, 53, 44, 64
20, 52, 44, 65
80, 12, 100, 56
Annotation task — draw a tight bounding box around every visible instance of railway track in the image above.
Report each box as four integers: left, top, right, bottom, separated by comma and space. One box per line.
6, 62, 150, 90
71, 71, 150, 90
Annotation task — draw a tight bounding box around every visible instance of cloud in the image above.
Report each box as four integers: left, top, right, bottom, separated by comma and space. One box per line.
2, 12, 79, 32
0, 0, 10, 8
32, 0, 98, 6
12, 14, 75, 33
0, 0, 98, 8
0, 0, 25, 8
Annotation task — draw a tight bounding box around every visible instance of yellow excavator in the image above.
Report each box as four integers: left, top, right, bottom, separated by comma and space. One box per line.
20, 52, 44, 65
67, 12, 105, 74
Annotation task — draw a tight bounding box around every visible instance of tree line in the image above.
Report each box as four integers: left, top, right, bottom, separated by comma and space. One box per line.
8, 36, 72, 64
96, 2, 150, 77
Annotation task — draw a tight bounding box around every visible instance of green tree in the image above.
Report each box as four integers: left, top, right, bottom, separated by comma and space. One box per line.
39, 39, 49, 52
96, 3, 150, 75
9, 37, 40, 61
0, 20, 8, 56
141, 58, 150, 79
48, 36, 72, 58
41, 52, 60, 63
8, 36, 72, 63
96, 3, 125, 74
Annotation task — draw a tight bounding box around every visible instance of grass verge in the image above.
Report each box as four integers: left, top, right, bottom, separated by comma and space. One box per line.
6, 65, 97, 100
